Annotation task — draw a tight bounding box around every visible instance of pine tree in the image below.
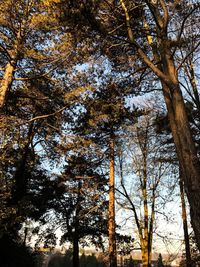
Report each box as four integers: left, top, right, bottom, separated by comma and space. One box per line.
71, 80, 140, 267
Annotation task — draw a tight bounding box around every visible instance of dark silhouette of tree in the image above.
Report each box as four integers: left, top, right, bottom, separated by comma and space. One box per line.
157, 253, 164, 267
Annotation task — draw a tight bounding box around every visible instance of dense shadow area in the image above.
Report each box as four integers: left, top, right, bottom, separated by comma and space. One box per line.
47, 250, 107, 267
0, 234, 35, 267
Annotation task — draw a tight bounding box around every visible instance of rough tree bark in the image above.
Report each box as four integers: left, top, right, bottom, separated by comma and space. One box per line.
161, 58, 200, 252
0, 27, 22, 109
0, 62, 15, 108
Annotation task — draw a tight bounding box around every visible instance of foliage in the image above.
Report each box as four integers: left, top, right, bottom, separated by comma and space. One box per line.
47, 250, 107, 267
0, 0, 200, 264
57, 155, 108, 249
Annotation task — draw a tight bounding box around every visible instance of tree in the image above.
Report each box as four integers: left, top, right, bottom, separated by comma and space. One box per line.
179, 170, 193, 267
155, 110, 194, 267
180, 232, 200, 267
157, 253, 164, 267
1, 0, 200, 263
0, 0, 81, 253
0, 0, 46, 108
71, 80, 140, 267
117, 110, 175, 267
128, 256, 135, 267
0, 102, 64, 266
36, 154, 108, 267
0, 0, 69, 236
58, 0, 200, 250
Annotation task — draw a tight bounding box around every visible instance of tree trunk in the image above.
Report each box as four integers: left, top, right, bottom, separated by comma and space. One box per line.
0, 28, 22, 109
0, 62, 15, 109
162, 77, 200, 251
72, 181, 81, 267
139, 127, 151, 267
152, 41, 200, 251
142, 162, 151, 267
108, 138, 117, 267
148, 190, 155, 267
119, 0, 200, 250
179, 170, 193, 267
141, 247, 151, 267
73, 234, 79, 267
11, 123, 34, 203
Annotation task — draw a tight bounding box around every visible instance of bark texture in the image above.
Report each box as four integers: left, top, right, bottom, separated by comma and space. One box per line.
0, 62, 15, 108
0, 25, 22, 109
161, 57, 200, 251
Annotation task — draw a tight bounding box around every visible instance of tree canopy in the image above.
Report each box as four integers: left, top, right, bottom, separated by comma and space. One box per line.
0, 1, 200, 267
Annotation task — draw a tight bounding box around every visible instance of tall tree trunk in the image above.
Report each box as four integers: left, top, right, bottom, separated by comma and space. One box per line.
11, 123, 34, 204
0, 62, 15, 109
73, 233, 79, 267
108, 138, 117, 267
0, 29, 22, 109
141, 247, 148, 267
148, 189, 155, 267
162, 75, 200, 251
179, 169, 193, 267
158, 26, 200, 253
145, 31, 200, 250
120, 0, 200, 249
142, 160, 151, 267
138, 125, 151, 267
73, 180, 81, 267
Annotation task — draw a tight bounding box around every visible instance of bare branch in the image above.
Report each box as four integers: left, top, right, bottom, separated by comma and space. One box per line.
177, 40, 200, 71
174, 4, 200, 56
24, 106, 67, 124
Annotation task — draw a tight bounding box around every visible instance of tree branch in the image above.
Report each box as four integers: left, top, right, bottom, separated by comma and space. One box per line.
120, 0, 170, 85
24, 106, 67, 124
177, 41, 200, 71
173, 4, 200, 56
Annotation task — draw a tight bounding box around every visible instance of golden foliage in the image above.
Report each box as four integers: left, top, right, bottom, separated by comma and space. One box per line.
64, 86, 95, 102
